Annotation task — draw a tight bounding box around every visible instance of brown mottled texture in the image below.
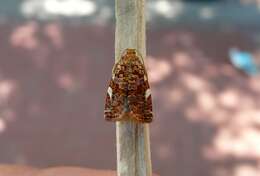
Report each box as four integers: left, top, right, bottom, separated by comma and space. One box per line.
104, 49, 153, 123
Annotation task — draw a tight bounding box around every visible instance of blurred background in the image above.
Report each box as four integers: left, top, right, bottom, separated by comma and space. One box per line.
0, 0, 260, 176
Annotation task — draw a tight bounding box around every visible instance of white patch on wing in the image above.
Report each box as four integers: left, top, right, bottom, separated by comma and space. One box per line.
107, 87, 112, 99
144, 75, 148, 81
145, 88, 151, 99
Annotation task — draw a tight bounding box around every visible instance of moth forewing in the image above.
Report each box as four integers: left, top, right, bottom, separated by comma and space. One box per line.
107, 87, 113, 99
145, 88, 151, 99
104, 48, 153, 123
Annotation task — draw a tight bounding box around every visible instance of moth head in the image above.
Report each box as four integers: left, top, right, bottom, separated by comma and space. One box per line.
125, 48, 137, 56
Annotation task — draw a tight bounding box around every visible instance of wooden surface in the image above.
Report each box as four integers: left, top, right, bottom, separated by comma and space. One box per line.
115, 0, 152, 176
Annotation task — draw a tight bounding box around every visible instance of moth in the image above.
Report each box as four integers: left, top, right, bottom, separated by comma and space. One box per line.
104, 48, 153, 123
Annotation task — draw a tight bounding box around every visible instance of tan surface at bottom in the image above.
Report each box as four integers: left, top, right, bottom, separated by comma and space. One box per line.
0, 165, 159, 176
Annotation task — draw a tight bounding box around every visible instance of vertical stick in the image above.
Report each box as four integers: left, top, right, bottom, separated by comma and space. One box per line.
115, 0, 152, 176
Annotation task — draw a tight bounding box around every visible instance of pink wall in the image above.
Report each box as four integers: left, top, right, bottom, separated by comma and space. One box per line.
0, 21, 259, 176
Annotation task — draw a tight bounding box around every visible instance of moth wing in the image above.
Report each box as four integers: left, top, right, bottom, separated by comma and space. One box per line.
104, 79, 116, 121
144, 83, 153, 122
104, 78, 126, 122
128, 64, 153, 123
139, 61, 153, 123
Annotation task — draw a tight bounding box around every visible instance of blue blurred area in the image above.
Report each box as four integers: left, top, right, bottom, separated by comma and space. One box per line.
229, 48, 259, 75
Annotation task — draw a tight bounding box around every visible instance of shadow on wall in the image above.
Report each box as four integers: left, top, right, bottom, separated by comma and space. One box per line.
0, 21, 259, 176
147, 28, 260, 176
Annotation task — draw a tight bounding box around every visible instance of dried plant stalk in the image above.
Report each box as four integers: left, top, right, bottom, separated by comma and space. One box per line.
115, 0, 152, 175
